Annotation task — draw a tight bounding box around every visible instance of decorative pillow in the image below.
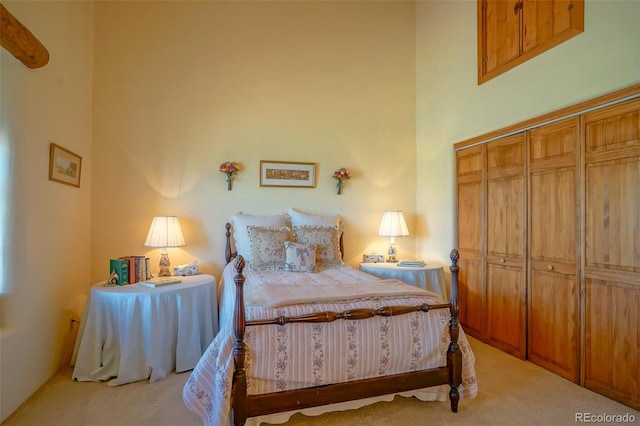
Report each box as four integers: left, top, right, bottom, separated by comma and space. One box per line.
284, 241, 317, 272
247, 226, 291, 270
288, 208, 342, 230
293, 225, 344, 268
229, 212, 289, 261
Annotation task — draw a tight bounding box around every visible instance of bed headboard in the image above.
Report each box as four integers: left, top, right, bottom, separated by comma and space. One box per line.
225, 222, 344, 264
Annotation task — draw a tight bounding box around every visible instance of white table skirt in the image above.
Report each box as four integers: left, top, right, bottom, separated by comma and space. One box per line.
359, 263, 448, 300
71, 274, 218, 386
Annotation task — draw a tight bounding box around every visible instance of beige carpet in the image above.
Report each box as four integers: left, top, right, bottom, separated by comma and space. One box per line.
3, 337, 638, 426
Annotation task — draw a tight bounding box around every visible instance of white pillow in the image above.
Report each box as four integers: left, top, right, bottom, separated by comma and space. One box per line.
229, 212, 289, 261
288, 208, 341, 228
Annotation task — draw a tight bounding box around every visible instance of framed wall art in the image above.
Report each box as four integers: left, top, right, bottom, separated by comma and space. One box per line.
260, 160, 316, 188
49, 143, 82, 187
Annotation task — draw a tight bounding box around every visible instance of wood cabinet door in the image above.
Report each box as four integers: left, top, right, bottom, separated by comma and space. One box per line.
485, 134, 527, 358
527, 118, 580, 382
521, 0, 584, 54
456, 145, 485, 339
479, 0, 520, 78
478, 0, 584, 84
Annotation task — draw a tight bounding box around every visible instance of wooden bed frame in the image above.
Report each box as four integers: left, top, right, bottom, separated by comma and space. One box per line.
224, 223, 462, 426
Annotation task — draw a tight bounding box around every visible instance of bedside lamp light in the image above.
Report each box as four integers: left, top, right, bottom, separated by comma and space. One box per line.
378, 211, 409, 263
144, 216, 185, 277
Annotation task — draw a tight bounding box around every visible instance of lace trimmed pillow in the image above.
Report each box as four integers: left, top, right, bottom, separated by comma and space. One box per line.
247, 225, 292, 270
293, 225, 344, 268
284, 241, 317, 272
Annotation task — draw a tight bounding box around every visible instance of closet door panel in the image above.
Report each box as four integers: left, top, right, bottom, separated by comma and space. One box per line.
527, 117, 580, 381
585, 279, 640, 409
486, 132, 525, 260
584, 97, 640, 409
530, 168, 576, 263
529, 271, 579, 381
585, 157, 640, 273
584, 99, 640, 156
458, 180, 483, 254
456, 145, 485, 339
485, 134, 526, 358
487, 176, 524, 257
458, 257, 483, 338
485, 264, 525, 357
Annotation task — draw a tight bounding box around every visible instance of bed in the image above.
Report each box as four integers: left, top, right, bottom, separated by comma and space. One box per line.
183, 210, 477, 425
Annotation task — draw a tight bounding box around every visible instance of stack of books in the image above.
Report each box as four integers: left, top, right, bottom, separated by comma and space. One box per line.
110, 256, 151, 285
397, 260, 426, 267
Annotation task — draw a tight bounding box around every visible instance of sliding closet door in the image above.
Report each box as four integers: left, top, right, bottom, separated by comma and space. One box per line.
456, 145, 485, 339
527, 117, 580, 382
583, 98, 640, 409
485, 133, 527, 359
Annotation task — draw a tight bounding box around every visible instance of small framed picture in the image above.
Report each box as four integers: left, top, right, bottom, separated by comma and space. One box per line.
260, 160, 316, 188
49, 143, 82, 187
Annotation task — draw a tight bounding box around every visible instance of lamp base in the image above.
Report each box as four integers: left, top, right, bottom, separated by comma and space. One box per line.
158, 251, 171, 277
387, 243, 398, 263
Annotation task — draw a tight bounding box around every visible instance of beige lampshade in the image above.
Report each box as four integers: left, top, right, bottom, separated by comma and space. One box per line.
144, 216, 186, 248
378, 211, 409, 237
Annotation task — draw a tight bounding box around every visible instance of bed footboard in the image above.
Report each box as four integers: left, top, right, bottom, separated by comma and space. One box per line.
231, 249, 462, 425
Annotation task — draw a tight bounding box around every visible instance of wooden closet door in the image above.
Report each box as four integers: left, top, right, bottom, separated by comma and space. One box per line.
583, 99, 640, 409
485, 133, 527, 358
527, 118, 580, 382
456, 145, 485, 339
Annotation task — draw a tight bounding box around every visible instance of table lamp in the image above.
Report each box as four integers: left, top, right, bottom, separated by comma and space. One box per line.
144, 216, 185, 277
378, 211, 409, 263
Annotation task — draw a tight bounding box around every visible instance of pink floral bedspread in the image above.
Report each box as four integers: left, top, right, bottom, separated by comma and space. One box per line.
183, 262, 478, 426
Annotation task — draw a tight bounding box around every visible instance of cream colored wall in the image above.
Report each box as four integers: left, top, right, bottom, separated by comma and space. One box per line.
0, 1, 93, 421
415, 0, 640, 266
91, 1, 417, 283
5, 1, 637, 422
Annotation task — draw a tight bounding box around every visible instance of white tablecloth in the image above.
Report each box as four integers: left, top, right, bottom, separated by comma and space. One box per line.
359, 263, 448, 300
71, 274, 218, 386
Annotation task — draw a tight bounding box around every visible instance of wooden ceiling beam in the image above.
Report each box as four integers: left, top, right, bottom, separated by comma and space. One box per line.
0, 2, 49, 69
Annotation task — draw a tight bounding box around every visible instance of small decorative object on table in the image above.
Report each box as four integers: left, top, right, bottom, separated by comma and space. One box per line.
332, 166, 351, 195
104, 270, 119, 287
363, 253, 386, 263
219, 161, 239, 191
174, 261, 199, 276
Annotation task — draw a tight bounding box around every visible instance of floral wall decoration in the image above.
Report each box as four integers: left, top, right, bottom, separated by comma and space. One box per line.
332, 167, 351, 195
219, 161, 240, 190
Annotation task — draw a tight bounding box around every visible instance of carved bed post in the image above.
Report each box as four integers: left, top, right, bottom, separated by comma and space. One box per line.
225, 223, 233, 264
447, 249, 462, 412
232, 255, 248, 426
